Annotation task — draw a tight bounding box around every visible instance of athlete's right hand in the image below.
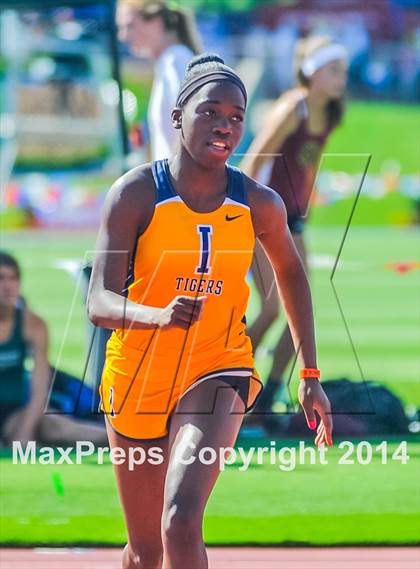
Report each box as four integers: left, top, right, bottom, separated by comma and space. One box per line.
156, 296, 207, 330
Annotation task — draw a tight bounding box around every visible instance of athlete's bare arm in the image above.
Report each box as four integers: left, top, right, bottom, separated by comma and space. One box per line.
87, 166, 205, 331
240, 90, 304, 179
246, 177, 333, 445
13, 310, 50, 444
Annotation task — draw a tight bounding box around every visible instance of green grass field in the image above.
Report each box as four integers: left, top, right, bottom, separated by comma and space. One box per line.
1, 438, 419, 545
1, 225, 419, 545
323, 101, 419, 174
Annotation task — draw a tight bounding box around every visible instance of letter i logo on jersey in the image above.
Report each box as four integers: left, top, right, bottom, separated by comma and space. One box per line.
196, 225, 213, 275
109, 387, 116, 418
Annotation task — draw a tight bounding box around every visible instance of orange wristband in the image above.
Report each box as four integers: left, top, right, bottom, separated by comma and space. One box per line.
300, 368, 320, 379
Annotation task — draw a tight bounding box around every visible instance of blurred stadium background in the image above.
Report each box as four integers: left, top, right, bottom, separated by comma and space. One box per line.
0, 0, 419, 548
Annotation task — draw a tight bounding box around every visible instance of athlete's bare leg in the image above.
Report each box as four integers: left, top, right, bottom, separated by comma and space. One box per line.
106, 421, 169, 569
161, 378, 245, 569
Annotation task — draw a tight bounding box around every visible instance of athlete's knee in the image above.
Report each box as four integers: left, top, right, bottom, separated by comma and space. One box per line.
38, 415, 67, 442
162, 499, 202, 545
123, 542, 163, 569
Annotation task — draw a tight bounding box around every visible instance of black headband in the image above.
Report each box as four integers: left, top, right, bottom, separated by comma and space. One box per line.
176, 70, 248, 108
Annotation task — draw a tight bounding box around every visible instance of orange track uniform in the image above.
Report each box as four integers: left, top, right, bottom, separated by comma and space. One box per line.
100, 159, 262, 439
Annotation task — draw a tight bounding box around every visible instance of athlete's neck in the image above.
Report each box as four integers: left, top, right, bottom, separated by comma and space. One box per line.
168, 153, 228, 208
307, 89, 330, 112
0, 305, 15, 322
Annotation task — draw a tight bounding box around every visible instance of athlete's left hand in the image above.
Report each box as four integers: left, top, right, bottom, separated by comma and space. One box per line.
298, 378, 333, 446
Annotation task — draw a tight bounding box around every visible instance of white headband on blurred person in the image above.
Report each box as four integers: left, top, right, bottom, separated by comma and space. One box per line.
300, 44, 348, 77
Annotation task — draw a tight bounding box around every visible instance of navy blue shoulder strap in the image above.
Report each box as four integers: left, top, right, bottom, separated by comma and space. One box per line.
226, 165, 249, 207
151, 159, 176, 204
153, 160, 248, 207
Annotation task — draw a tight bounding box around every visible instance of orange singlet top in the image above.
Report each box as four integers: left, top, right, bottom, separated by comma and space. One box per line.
100, 159, 262, 440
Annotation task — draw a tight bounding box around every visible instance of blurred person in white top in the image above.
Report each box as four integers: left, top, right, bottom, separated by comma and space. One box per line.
117, 0, 202, 159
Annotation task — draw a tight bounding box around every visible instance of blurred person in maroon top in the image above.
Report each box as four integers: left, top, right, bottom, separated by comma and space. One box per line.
241, 36, 348, 422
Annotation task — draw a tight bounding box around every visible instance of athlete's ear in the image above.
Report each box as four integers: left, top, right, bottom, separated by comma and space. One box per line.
172, 108, 182, 129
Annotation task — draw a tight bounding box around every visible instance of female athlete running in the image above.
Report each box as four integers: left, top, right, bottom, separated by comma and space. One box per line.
241, 36, 348, 417
88, 53, 332, 569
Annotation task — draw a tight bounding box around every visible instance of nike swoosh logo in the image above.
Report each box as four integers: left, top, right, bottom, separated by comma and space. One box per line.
225, 214, 243, 221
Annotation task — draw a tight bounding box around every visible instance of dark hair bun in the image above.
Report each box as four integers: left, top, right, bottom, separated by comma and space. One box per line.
186, 52, 225, 73
177, 51, 247, 108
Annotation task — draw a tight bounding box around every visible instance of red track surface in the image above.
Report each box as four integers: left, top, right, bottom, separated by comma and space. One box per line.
1, 547, 419, 569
